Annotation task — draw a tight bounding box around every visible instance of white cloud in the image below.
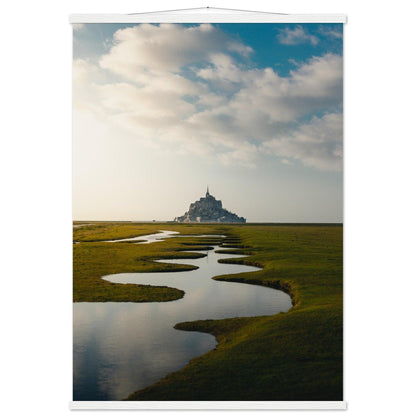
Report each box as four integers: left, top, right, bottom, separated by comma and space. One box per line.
277, 25, 319, 46
99, 23, 250, 79
72, 23, 85, 31
218, 142, 259, 168
320, 26, 343, 39
74, 25, 343, 171
73, 59, 106, 112
195, 53, 342, 128
227, 41, 253, 57
262, 113, 343, 171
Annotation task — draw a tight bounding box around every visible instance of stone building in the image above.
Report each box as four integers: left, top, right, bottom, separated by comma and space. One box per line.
174, 187, 246, 223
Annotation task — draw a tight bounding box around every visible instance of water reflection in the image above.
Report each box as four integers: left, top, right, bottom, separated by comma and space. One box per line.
73, 241, 292, 401
105, 230, 179, 244
105, 230, 226, 244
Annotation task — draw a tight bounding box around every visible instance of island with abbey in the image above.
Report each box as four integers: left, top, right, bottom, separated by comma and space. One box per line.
174, 187, 246, 223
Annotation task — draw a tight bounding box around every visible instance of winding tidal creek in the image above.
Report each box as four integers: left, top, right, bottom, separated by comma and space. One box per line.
73, 233, 292, 401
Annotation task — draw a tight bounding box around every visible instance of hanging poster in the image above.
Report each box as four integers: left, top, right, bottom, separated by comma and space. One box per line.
71, 8, 346, 410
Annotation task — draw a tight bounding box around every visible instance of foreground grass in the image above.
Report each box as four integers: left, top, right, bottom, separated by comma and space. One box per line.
126, 224, 343, 401
73, 222, 342, 400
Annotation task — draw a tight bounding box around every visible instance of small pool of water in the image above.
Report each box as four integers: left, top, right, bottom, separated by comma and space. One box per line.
105, 230, 179, 244
105, 230, 226, 244
73, 235, 292, 401
73, 223, 93, 228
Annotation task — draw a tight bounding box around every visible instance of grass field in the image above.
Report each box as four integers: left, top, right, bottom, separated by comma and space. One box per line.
73, 222, 225, 302
73, 222, 343, 401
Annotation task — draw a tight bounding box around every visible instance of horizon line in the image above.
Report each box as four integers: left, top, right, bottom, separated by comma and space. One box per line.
73, 220, 343, 225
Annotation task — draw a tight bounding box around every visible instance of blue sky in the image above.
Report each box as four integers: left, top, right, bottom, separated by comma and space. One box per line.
72, 23, 343, 222
74, 23, 343, 73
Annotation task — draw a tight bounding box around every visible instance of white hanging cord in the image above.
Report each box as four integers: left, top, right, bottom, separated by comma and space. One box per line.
127, 6, 288, 16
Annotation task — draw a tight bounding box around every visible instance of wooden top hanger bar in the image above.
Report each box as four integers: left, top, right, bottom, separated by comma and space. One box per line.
69, 6, 347, 24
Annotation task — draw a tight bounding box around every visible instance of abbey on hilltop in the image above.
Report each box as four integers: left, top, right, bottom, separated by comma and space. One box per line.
174, 187, 246, 223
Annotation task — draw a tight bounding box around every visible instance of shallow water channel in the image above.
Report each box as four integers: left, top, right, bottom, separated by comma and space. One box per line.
105, 229, 180, 244
73, 233, 292, 401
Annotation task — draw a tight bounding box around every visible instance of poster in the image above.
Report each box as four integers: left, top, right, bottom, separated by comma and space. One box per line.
71, 9, 346, 409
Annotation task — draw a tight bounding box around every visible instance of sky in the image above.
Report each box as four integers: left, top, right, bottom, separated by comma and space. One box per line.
72, 23, 343, 222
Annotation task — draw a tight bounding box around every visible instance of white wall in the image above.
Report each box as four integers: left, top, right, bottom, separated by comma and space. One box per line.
1, 1, 415, 415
